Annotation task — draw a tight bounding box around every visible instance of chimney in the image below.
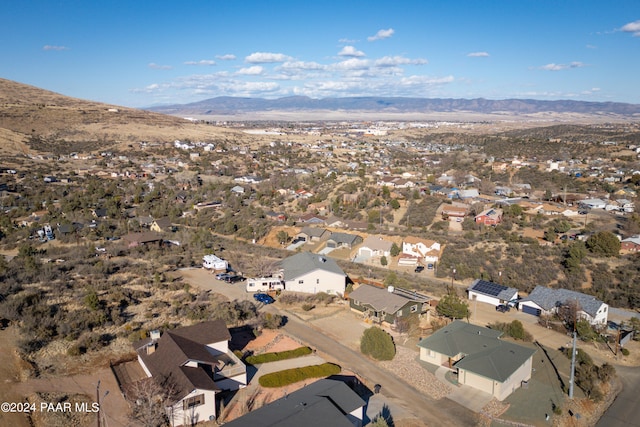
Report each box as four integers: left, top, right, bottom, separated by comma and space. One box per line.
387, 286, 395, 293
150, 330, 161, 340
146, 342, 156, 355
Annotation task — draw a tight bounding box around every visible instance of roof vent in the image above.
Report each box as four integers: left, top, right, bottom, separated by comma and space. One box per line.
477, 331, 481, 335
388, 286, 395, 293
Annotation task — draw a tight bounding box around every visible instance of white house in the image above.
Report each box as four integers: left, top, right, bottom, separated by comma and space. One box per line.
519, 286, 608, 326
417, 320, 536, 401
280, 252, 347, 296
467, 279, 518, 307
202, 254, 228, 271
402, 236, 441, 265
133, 320, 246, 426
358, 236, 393, 259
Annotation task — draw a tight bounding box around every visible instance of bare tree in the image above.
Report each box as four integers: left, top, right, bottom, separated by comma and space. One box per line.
126, 376, 179, 427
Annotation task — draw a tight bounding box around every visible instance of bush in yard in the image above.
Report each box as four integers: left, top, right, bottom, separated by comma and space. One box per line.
245, 346, 313, 365
258, 363, 340, 387
360, 326, 395, 361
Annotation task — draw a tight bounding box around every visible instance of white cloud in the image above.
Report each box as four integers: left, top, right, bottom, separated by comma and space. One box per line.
332, 58, 370, 71
216, 54, 237, 60
586, 44, 597, 49
184, 59, 216, 66
338, 46, 366, 57
620, 20, 640, 36
43, 45, 69, 51
399, 75, 455, 86
245, 52, 292, 63
280, 61, 326, 71
338, 38, 357, 44
368, 28, 394, 42
539, 61, 586, 71
375, 56, 427, 67
237, 65, 264, 75
467, 51, 490, 57
148, 63, 172, 70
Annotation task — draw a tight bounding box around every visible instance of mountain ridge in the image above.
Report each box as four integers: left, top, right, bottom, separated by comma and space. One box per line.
147, 95, 640, 117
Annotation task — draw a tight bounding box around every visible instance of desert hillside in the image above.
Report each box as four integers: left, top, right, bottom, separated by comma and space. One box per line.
0, 78, 239, 154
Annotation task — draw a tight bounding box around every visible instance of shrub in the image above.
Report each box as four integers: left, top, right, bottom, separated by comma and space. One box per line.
360, 326, 395, 361
258, 363, 340, 387
621, 348, 630, 356
245, 347, 312, 364
301, 303, 314, 312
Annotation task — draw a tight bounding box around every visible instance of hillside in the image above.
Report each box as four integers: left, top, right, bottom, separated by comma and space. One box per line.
0, 78, 237, 155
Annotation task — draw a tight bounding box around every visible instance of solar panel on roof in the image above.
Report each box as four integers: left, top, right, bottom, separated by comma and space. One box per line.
473, 280, 506, 297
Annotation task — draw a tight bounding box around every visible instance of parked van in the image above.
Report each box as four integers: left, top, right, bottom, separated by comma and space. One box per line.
246, 277, 284, 292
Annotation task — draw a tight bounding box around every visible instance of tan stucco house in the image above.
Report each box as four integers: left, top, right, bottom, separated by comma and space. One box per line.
417, 320, 536, 401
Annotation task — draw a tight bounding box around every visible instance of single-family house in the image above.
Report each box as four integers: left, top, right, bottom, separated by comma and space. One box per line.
230, 185, 245, 195
519, 286, 608, 325
326, 232, 363, 249
621, 235, 640, 253
92, 208, 108, 219
122, 232, 163, 248
265, 211, 287, 222
417, 320, 536, 401
298, 213, 326, 224
475, 208, 503, 226
150, 217, 175, 233
280, 252, 347, 296
349, 284, 430, 327
357, 236, 393, 259
223, 379, 365, 427
401, 237, 441, 266
579, 198, 607, 209
441, 205, 468, 218
467, 279, 518, 307
133, 320, 247, 426
457, 189, 480, 199
297, 226, 330, 243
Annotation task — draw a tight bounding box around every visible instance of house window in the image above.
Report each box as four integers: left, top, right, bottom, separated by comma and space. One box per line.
353, 300, 359, 306
397, 310, 402, 317
183, 394, 205, 410
298, 280, 304, 284
410, 304, 418, 313
316, 278, 319, 285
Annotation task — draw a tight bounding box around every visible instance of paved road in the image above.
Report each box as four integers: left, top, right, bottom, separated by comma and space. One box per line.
278, 309, 477, 427
596, 365, 640, 427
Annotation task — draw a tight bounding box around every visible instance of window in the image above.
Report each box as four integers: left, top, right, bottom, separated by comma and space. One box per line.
353, 300, 359, 306
183, 394, 205, 410
316, 278, 319, 284
298, 280, 304, 284
410, 304, 418, 313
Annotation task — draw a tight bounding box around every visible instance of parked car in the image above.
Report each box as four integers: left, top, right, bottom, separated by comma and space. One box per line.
495, 304, 510, 313
215, 272, 231, 280
427, 264, 434, 270
253, 293, 275, 304
224, 275, 244, 284
414, 265, 425, 273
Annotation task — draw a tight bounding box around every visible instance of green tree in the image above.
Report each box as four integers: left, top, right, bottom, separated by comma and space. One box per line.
436, 293, 469, 320
390, 243, 400, 257
380, 256, 388, 267
276, 230, 290, 245
543, 228, 557, 242
360, 326, 395, 360
389, 199, 400, 209
586, 231, 621, 257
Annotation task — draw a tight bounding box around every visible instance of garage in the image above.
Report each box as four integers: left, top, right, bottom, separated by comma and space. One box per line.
522, 305, 541, 316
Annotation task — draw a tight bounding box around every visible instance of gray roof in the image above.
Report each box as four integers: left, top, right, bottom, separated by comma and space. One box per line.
417, 320, 536, 382
468, 279, 518, 302
299, 226, 328, 238
520, 286, 606, 318
327, 232, 361, 245
349, 284, 429, 314
223, 379, 365, 427
280, 252, 346, 281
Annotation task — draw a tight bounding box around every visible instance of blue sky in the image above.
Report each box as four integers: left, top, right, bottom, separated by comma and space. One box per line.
2, 1, 639, 108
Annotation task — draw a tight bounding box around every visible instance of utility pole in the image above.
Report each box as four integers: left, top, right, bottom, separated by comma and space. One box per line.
569, 331, 577, 398
96, 380, 101, 427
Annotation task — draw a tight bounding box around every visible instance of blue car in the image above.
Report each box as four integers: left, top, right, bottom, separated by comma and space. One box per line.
253, 293, 275, 304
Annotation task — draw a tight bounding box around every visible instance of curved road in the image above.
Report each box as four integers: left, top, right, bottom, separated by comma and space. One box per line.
279, 309, 477, 427
596, 365, 640, 427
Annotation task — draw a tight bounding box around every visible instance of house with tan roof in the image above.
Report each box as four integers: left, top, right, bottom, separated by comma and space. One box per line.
133, 320, 246, 426
401, 236, 441, 266
357, 236, 394, 260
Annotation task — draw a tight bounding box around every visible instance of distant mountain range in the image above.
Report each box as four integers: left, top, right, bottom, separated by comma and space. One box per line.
147, 96, 640, 118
